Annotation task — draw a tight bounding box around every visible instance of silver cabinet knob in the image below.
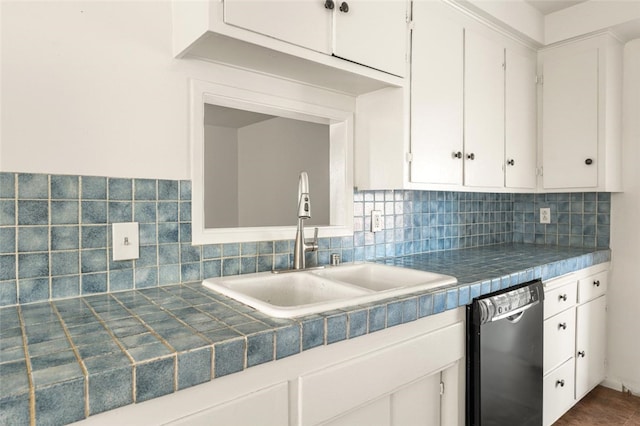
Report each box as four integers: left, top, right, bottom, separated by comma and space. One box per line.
466, 153, 475, 160
558, 322, 567, 330
558, 294, 568, 302
556, 379, 565, 388
578, 350, 586, 358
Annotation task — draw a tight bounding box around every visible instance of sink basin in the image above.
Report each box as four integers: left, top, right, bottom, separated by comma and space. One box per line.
202, 263, 457, 318
311, 263, 457, 293
202, 272, 371, 318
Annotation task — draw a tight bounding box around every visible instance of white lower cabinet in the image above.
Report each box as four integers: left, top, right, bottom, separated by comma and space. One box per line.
326, 371, 443, 426
298, 321, 463, 425
543, 358, 576, 426
575, 295, 607, 400
543, 263, 609, 426
76, 309, 464, 426
167, 382, 289, 426
544, 306, 576, 374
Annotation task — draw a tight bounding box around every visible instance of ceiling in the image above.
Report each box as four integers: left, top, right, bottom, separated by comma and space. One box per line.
525, 0, 588, 15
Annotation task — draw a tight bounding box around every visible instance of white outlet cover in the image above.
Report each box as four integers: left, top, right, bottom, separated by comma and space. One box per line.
112, 222, 140, 261
540, 208, 551, 224
371, 210, 383, 232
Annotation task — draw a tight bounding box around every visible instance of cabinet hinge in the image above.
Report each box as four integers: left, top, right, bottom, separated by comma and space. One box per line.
536, 75, 544, 85
440, 381, 445, 396
406, 152, 413, 163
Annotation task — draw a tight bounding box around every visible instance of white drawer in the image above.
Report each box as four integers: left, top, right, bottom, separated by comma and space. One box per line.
543, 358, 576, 426
578, 270, 608, 303
544, 281, 577, 319
543, 307, 576, 375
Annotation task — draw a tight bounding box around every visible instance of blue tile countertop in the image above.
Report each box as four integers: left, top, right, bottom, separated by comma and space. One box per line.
0, 243, 610, 425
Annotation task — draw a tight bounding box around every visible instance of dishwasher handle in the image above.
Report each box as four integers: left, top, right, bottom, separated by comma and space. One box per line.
490, 299, 539, 322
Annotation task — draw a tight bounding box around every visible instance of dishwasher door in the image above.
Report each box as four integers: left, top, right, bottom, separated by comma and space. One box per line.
466, 279, 544, 426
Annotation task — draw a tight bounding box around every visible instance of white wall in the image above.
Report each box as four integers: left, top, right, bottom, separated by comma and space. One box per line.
237, 117, 330, 227
0, 1, 354, 180
204, 125, 239, 228
608, 39, 640, 394
1, 1, 190, 179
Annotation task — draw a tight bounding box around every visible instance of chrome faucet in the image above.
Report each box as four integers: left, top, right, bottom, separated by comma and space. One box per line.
293, 172, 318, 270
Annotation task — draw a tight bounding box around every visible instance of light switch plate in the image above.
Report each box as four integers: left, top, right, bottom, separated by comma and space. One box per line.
112, 222, 140, 261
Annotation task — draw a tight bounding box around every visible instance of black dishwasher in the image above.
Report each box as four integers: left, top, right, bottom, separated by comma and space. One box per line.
466, 279, 544, 426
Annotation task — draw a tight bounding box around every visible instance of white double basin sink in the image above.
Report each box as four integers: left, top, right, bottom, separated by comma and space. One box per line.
202, 263, 457, 318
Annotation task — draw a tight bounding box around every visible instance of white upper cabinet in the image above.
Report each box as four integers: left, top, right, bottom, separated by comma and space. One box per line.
225, 0, 407, 76
172, 0, 408, 94
356, 2, 538, 192
409, 2, 464, 186
505, 49, 538, 189
391, 1, 536, 192
539, 33, 623, 192
464, 29, 505, 188
542, 48, 598, 189
224, 0, 332, 54
333, 0, 408, 78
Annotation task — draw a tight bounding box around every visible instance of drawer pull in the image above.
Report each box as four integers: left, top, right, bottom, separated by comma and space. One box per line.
558, 294, 568, 302
556, 379, 565, 388
578, 351, 586, 358
593, 280, 601, 287
558, 322, 567, 330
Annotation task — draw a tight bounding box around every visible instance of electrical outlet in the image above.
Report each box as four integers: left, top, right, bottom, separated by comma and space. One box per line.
540, 208, 551, 224
371, 210, 383, 232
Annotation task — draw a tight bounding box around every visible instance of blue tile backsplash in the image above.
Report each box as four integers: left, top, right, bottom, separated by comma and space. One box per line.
0, 172, 611, 307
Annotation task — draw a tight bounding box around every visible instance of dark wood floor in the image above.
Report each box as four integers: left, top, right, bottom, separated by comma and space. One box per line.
554, 386, 640, 425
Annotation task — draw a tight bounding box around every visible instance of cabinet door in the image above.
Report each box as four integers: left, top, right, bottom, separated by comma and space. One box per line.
505, 49, 537, 189
542, 47, 599, 189
409, 2, 464, 185
166, 382, 289, 426
328, 369, 444, 426
223, 0, 332, 54
543, 307, 576, 375
544, 281, 577, 320
577, 270, 608, 304
298, 322, 464, 425
391, 372, 441, 425
543, 358, 576, 426
333, 0, 407, 76
325, 396, 391, 426
464, 30, 505, 188
575, 295, 607, 399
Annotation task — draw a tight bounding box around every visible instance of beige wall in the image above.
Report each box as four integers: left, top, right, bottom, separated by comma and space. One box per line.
204, 125, 239, 228
237, 117, 330, 227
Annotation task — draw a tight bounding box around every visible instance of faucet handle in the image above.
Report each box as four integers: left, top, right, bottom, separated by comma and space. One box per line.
305, 227, 319, 252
